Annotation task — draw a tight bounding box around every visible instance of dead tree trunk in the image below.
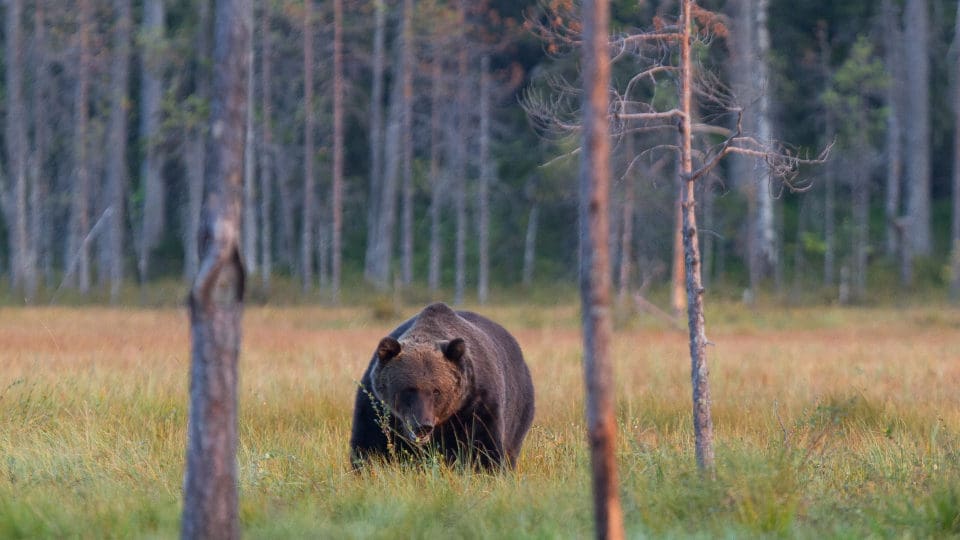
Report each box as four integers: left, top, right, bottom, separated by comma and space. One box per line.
181, 0, 250, 538
580, 0, 625, 538
679, 0, 715, 475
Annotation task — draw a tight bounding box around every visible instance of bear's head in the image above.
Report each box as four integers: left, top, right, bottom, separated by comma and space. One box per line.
370, 336, 467, 445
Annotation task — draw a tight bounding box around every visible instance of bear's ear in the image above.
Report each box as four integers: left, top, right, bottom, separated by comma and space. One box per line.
377, 337, 401, 362
441, 338, 466, 363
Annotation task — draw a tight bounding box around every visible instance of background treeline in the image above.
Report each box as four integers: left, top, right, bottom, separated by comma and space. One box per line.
0, 0, 957, 306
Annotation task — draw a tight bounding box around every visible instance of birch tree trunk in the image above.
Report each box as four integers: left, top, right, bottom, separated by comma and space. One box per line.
181, 0, 250, 537
138, 0, 166, 285
580, 0, 625, 537
679, 0, 715, 475
428, 58, 444, 292
364, 0, 387, 282
331, 0, 344, 303
301, 0, 315, 291
399, 0, 415, 288
904, 0, 932, 261
478, 55, 492, 304
105, 0, 132, 303
259, 4, 273, 292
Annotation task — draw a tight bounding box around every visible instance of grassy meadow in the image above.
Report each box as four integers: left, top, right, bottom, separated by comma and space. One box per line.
1, 302, 959, 538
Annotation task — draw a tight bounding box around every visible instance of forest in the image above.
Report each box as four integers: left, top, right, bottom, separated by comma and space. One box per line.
0, 0, 959, 306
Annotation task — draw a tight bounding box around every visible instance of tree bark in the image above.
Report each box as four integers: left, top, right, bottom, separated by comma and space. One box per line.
105, 0, 132, 303
679, 0, 715, 475
580, 0, 625, 538
259, 3, 273, 292
399, 0, 415, 288
331, 0, 345, 302
670, 189, 685, 314
364, 0, 387, 282
478, 55, 492, 304
904, 0, 932, 261
301, 0, 315, 291
181, 0, 250, 538
138, 0, 167, 285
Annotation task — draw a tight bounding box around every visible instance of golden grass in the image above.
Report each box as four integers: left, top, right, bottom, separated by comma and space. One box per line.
0, 303, 958, 537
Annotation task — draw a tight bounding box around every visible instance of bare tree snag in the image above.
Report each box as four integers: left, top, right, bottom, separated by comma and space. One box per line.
181, 0, 250, 538
678, 0, 715, 475
105, 0, 132, 303
580, 0, 625, 538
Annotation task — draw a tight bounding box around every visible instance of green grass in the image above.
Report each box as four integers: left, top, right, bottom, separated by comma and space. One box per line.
0, 304, 958, 538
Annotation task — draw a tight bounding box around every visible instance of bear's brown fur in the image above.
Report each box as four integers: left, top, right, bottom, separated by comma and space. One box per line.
349, 302, 535, 470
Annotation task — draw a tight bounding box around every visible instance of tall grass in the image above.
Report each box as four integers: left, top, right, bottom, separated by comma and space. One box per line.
0, 304, 958, 538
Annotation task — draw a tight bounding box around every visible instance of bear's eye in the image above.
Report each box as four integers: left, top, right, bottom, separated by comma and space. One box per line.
432, 389, 441, 398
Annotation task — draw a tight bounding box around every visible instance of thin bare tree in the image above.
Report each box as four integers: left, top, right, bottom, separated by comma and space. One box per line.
181, 0, 251, 537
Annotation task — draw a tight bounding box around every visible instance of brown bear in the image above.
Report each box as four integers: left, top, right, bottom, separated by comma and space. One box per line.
349, 302, 534, 470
